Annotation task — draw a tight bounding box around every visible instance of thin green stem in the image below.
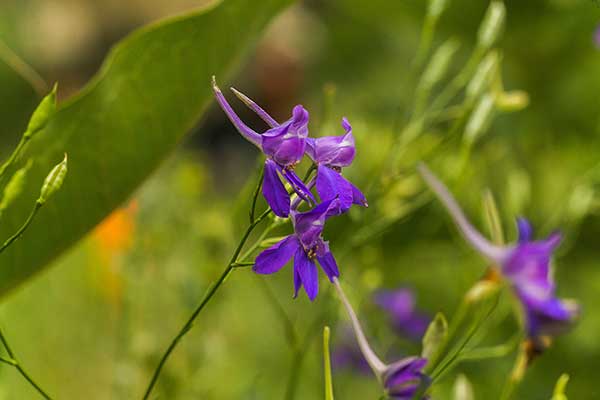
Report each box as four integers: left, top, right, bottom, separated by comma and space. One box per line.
0, 40, 47, 96
0, 328, 52, 399
0, 137, 29, 183
0, 201, 42, 254
249, 167, 264, 224
142, 208, 271, 400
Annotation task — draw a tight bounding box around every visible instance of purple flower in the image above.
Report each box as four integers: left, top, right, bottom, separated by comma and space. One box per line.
212, 78, 314, 217
374, 289, 431, 340
254, 198, 340, 300
383, 357, 430, 400
595, 25, 600, 49
418, 164, 579, 340
305, 118, 368, 213
333, 278, 430, 399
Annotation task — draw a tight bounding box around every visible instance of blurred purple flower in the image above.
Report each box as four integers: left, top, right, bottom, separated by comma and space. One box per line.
331, 326, 371, 374
305, 119, 368, 213
212, 78, 314, 217
374, 288, 431, 340
595, 25, 600, 48
383, 357, 430, 400
254, 198, 341, 300
418, 164, 579, 340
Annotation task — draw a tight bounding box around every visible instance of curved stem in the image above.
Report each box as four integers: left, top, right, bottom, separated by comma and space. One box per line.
417, 163, 507, 263
142, 208, 271, 399
0, 201, 42, 254
0, 328, 52, 399
332, 278, 386, 377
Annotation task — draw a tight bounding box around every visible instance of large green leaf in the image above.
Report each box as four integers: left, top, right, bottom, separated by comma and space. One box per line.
0, 0, 292, 295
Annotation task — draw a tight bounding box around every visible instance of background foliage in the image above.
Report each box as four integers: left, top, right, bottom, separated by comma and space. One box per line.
0, 0, 599, 398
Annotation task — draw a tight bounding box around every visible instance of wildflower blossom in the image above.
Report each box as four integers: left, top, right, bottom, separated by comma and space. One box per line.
375, 288, 431, 340
305, 119, 367, 212
254, 198, 341, 300
229, 86, 366, 214
333, 278, 429, 399
212, 78, 314, 217
418, 164, 578, 340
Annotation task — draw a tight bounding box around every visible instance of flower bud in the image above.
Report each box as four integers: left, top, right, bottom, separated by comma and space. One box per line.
477, 1, 506, 50
428, 0, 450, 19
465, 280, 501, 304
25, 83, 58, 138
466, 51, 499, 102
464, 93, 495, 145
419, 38, 460, 92
0, 160, 32, 213
38, 154, 68, 205
496, 90, 530, 112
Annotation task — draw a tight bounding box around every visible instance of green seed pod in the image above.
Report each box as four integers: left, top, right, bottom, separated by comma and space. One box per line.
0, 160, 32, 212
464, 93, 495, 145
466, 51, 499, 102
428, 0, 450, 19
477, 1, 506, 50
38, 154, 68, 205
419, 38, 460, 91
25, 83, 58, 138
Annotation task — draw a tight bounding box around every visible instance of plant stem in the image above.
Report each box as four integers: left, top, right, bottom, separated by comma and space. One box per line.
0, 327, 52, 399
249, 167, 264, 224
142, 208, 271, 400
0, 201, 42, 254
0, 40, 48, 96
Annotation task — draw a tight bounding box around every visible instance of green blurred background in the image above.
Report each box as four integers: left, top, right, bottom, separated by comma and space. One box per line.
0, 0, 599, 398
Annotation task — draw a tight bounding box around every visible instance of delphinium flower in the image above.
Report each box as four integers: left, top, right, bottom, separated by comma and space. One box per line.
254, 198, 341, 300
418, 164, 578, 348
229, 87, 367, 213
375, 288, 431, 340
212, 78, 314, 217
333, 278, 430, 399
304, 118, 368, 212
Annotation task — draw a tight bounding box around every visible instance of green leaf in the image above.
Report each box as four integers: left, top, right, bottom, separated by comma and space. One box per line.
0, 0, 292, 295
323, 326, 334, 400
422, 312, 448, 359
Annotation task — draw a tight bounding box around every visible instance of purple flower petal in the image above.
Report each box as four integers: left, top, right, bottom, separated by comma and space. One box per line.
383, 357, 429, 399
517, 218, 532, 243
316, 165, 353, 211
254, 235, 299, 274
212, 77, 262, 148
281, 168, 316, 204
262, 159, 290, 217
230, 87, 279, 128
261, 105, 309, 166
350, 180, 368, 207
292, 198, 339, 249
306, 118, 356, 167
316, 246, 340, 281
294, 247, 319, 301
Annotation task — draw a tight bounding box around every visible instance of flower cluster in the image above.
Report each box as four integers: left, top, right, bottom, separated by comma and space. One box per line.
213, 77, 578, 399
212, 78, 366, 300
